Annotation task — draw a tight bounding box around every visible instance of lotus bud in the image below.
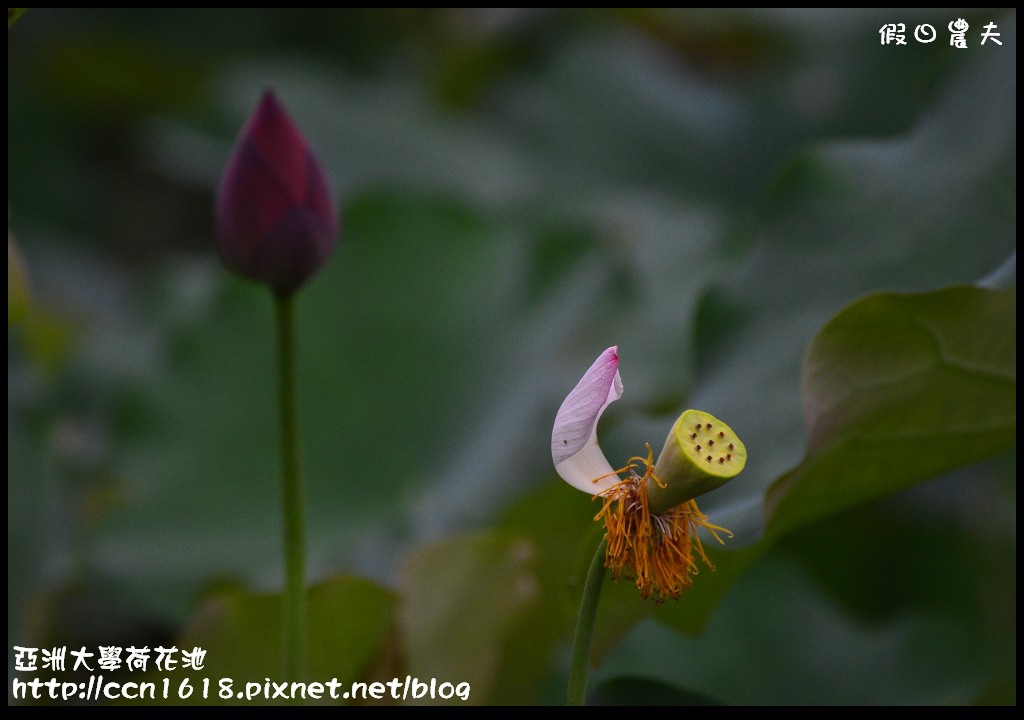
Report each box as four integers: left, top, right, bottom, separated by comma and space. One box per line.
215, 89, 338, 296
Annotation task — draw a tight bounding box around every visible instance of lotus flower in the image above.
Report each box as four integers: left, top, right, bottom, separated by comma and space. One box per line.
551, 346, 747, 602
216, 89, 338, 296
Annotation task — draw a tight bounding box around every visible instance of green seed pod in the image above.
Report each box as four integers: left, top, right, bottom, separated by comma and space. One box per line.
647, 409, 747, 515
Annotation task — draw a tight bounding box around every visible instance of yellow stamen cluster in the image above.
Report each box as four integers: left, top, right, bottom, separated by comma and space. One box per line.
593, 446, 732, 604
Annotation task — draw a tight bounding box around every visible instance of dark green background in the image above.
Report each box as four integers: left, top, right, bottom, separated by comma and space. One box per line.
8, 9, 1015, 705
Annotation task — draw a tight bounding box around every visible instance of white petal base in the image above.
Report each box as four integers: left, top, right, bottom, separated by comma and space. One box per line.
554, 437, 622, 495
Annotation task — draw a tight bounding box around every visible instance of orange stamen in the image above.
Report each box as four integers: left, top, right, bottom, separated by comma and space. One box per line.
592, 448, 732, 603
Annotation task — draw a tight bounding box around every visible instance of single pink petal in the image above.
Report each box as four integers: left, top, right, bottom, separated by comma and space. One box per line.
551, 346, 624, 494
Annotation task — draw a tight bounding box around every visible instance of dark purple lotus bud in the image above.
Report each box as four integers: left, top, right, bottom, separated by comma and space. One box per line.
215, 89, 338, 296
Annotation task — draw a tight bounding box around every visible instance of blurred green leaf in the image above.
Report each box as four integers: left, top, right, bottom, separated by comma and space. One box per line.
597, 549, 995, 705
656, 284, 1015, 638
766, 286, 1015, 539
775, 471, 1010, 622
399, 534, 542, 705
160, 575, 395, 705
401, 480, 637, 705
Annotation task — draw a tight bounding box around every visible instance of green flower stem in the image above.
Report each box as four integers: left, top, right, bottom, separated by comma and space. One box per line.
567, 536, 608, 706
275, 293, 307, 683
